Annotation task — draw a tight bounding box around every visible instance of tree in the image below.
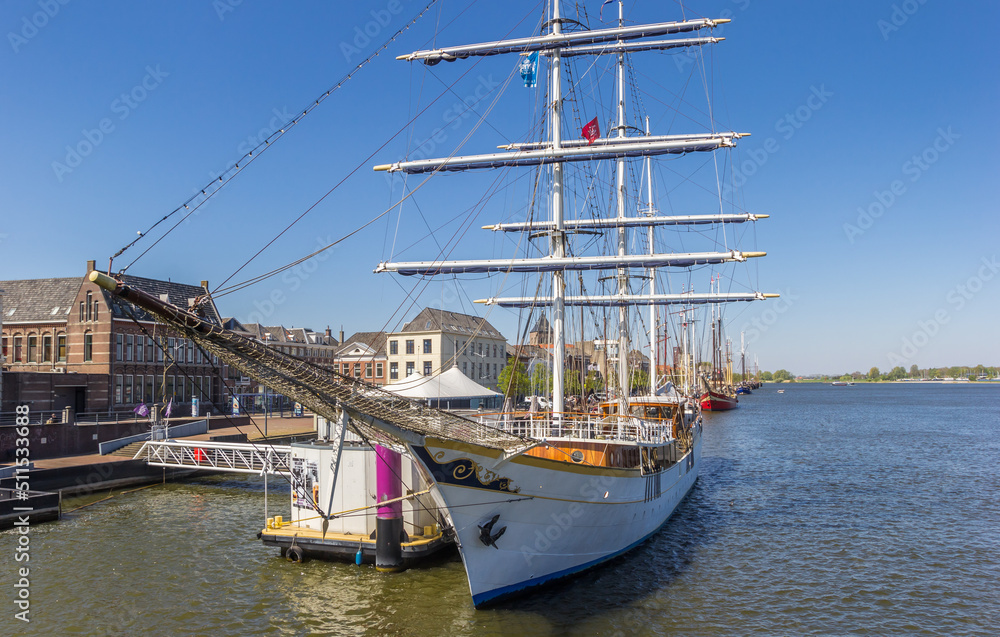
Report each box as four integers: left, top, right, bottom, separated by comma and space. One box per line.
868, 366, 881, 380
529, 364, 551, 396
760, 370, 773, 381
629, 369, 649, 393
909, 364, 919, 378
584, 370, 604, 394
496, 361, 529, 399
564, 368, 582, 396
772, 369, 793, 382
888, 366, 906, 380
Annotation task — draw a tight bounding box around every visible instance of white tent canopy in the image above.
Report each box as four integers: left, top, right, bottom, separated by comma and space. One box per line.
385, 367, 500, 400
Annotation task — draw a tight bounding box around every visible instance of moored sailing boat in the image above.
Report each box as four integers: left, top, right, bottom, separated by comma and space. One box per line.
89, 0, 777, 607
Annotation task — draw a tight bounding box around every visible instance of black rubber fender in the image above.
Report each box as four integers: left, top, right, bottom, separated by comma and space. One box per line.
286, 545, 307, 563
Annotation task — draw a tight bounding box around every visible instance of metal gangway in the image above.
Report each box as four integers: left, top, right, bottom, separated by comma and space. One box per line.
134, 440, 293, 476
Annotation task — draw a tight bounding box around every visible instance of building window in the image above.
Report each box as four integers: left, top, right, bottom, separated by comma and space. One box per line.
423, 362, 432, 376
454, 339, 459, 354
187, 340, 193, 363
27, 335, 37, 363
115, 375, 123, 404
178, 376, 186, 402
156, 337, 163, 362
146, 337, 154, 362
93, 302, 98, 322
376, 362, 383, 378
146, 375, 154, 403
462, 361, 467, 375
405, 340, 414, 354
166, 376, 175, 401
479, 363, 483, 378
116, 334, 124, 361
84, 332, 93, 362
423, 339, 432, 354
79, 302, 85, 322
406, 362, 414, 376
390, 362, 398, 380
125, 375, 133, 404
167, 338, 175, 362
86, 292, 93, 320
365, 362, 373, 378
42, 335, 52, 362
478, 343, 483, 356
494, 344, 498, 358
1, 336, 6, 358
494, 363, 498, 378
195, 346, 201, 365
13, 336, 22, 362
126, 334, 133, 362
353, 365, 361, 378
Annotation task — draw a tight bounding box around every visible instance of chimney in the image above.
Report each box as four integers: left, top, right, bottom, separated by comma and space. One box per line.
339, 328, 344, 344
325, 326, 332, 338
200, 280, 209, 289
86, 260, 96, 273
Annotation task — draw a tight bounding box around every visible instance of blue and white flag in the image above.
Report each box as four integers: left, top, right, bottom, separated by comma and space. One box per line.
519, 51, 538, 88
600, 0, 615, 21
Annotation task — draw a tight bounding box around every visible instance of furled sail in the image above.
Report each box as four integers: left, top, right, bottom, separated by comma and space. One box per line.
397, 18, 728, 64
375, 250, 765, 276
483, 213, 768, 233
373, 134, 740, 174
477, 292, 780, 308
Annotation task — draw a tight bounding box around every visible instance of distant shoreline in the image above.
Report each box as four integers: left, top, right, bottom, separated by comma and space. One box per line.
772, 379, 1000, 385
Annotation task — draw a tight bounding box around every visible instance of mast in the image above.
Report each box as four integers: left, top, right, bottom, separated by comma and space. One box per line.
645, 116, 656, 394
550, 0, 566, 420
616, 0, 628, 402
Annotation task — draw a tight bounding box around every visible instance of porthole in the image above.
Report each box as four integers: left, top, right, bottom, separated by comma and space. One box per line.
570, 450, 584, 463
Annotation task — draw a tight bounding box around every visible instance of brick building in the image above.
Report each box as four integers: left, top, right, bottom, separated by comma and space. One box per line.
1, 260, 228, 415
334, 332, 387, 387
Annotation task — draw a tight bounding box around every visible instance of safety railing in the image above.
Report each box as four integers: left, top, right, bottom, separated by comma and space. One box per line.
136, 440, 293, 475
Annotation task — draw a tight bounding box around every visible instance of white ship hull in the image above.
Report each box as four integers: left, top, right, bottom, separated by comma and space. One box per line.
411, 425, 701, 606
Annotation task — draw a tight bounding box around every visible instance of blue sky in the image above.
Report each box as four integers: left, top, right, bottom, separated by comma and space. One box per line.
2, 0, 997, 375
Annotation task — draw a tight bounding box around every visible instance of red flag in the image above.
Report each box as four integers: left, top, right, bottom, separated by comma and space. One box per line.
582, 117, 600, 145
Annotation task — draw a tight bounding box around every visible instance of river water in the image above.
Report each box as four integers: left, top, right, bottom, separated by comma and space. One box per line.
3, 383, 999, 635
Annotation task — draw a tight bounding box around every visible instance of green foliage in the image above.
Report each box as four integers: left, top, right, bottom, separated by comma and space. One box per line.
887, 366, 906, 380
584, 371, 604, 394
496, 361, 529, 398
629, 369, 649, 393
760, 370, 773, 381
868, 366, 881, 380
772, 369, 793, 382
530, 364, 551, 396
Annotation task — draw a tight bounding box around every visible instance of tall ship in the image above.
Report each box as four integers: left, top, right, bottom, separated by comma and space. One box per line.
700, 301, 739, 410
89, 0, 776, 607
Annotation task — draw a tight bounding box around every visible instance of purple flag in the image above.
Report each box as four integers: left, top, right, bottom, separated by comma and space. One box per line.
165, 399, 173, 418
134, 403, 149, 417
